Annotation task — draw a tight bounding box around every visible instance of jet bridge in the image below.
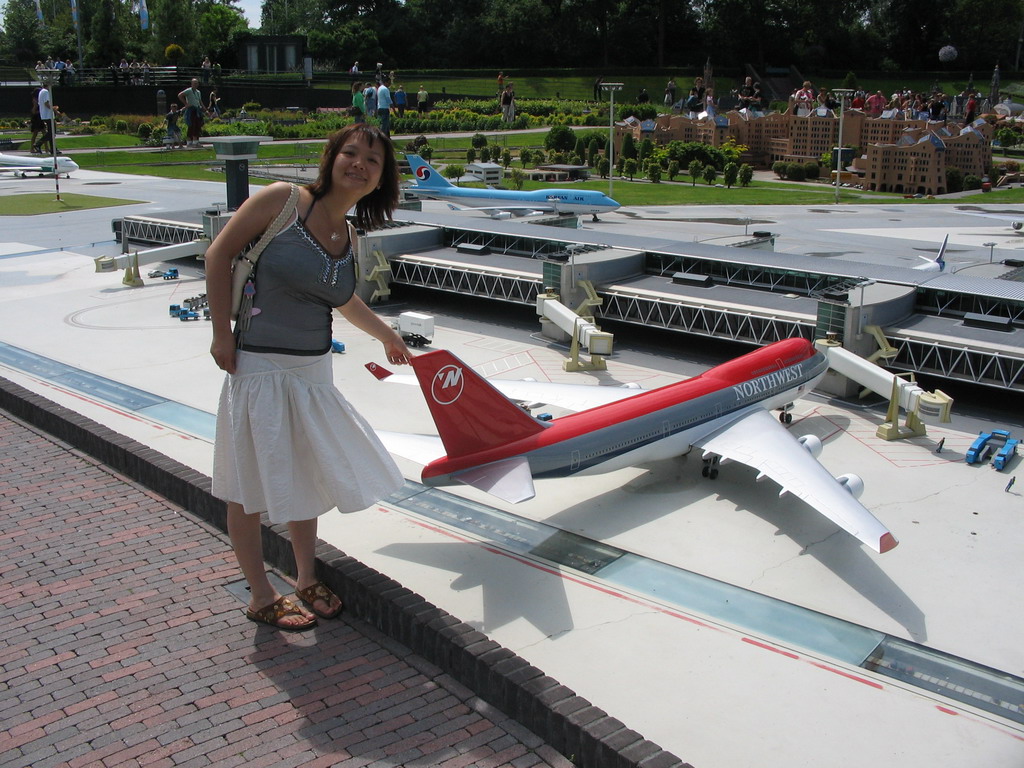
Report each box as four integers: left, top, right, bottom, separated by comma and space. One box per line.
815, 337, 953, 439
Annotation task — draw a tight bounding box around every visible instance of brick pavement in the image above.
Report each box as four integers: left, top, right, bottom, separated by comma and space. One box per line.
0, 376, 689, 768
0, 412, 575, 768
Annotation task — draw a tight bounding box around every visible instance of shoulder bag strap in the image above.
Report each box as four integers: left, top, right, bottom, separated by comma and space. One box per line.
240, 183, 300, 268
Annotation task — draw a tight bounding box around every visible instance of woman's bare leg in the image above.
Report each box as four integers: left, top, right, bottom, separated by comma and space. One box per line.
227, 501, 314, 627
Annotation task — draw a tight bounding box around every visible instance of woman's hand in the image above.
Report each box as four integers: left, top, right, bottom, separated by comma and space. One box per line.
382, 335, 412, 366
210, 334, 237, 374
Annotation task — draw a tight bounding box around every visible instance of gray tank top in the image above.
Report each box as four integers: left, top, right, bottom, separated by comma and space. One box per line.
237, 200, 356, 355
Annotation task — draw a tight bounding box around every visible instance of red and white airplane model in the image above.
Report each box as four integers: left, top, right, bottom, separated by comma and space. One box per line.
368, 337, 898, 554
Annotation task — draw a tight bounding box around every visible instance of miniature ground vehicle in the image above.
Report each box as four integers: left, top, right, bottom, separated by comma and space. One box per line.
966, 429, 1018, 470
392, 311, 433, 348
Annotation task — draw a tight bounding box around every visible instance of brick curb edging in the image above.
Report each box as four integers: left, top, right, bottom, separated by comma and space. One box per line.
0, 376, 691, 768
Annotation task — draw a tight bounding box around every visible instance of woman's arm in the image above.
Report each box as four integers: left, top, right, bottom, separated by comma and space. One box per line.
337, 295, 412, 365
206, 182, 297, 374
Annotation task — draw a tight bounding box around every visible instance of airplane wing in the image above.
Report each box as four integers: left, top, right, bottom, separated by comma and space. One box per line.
697, 407, 897, 553
959, 211, 1023, 228
367, 363, 644, 412
0, 166, 56, 174
444, 202, 551, 217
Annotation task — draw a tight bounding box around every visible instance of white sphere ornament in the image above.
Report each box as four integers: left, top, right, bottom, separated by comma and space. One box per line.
938, 45, 958, 63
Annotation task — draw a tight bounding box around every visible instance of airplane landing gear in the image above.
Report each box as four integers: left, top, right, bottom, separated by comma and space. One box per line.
592, 214, 599, 222
779, 404, 794, 424
701, 455, 720, 480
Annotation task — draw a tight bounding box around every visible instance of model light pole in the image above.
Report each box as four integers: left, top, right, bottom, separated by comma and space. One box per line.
832, 89, 855, 204
984, 241, 997, 263
601, 82, 623, 200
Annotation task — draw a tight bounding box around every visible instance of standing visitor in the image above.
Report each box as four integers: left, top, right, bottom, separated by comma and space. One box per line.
417, 85, 429, 114
204, 124, 412, 631
376, 78, 393, 136
178, 78, 205, 148
29, 87, 43, 154
351, 82, 365, 122
500, 83, 515, 123
394, 85, 407, 117
36, 83, 55, 156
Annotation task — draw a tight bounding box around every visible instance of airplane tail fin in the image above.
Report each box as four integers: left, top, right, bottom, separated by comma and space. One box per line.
406, 154, 454, 189
935, 233, 948, 271
410, 349, 546, 458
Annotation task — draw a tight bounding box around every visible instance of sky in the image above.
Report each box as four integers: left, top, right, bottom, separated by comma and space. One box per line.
236, 0, 260, 27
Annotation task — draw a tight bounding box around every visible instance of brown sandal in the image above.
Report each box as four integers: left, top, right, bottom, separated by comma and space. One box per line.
295, 581, 343, 619
245, 596, 317, 632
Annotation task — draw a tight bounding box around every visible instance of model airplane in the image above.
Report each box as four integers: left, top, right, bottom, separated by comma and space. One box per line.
368, 337, 898, 553
404, 154, 620, 221
959, 211, 1023, 231
914, 234, 948, 271
0, 152, 79, 177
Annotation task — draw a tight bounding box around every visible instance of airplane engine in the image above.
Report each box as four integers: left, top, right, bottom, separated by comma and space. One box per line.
797, 434, 823, 459
1013, 221, 1023, 231
835, 473, 864, 499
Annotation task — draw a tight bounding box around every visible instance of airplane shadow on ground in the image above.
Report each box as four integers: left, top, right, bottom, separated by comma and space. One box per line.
538, 412, 928, 645
375, 539, 575, 639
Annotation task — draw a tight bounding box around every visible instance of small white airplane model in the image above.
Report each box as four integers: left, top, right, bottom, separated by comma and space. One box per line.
368, 337, 898, 554
404, 154, 620, 221
914, 233, 948, 271
0, 152, 79, 178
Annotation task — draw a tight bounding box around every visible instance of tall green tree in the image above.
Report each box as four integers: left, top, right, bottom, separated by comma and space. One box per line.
0, 0, 44, 64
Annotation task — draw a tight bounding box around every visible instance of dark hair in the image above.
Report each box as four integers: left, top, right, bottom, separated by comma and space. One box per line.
307, 124, 399, 231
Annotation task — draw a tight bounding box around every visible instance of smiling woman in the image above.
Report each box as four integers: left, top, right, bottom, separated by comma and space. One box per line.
201, 123, 413, 632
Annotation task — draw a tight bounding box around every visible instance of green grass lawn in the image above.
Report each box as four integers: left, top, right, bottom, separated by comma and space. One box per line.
61, 133, 1024, 206
0, 192, 145, 215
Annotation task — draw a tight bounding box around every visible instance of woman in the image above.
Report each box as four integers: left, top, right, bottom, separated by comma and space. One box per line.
351, 82, 365, 121
685, 77, 705, 114
206, 124, 412, 631
29, 87, 43, 153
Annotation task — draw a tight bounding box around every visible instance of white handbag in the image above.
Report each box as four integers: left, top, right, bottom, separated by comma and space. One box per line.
230, 183, 300, 325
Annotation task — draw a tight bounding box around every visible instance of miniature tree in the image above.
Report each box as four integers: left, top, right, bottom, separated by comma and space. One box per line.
702, 165, 717, 185
624, 158, 637, 180
443, 163, 465, 185
688, 159, 703, 186
738, 163, 754, 187
723, 162, 738, 188
667, 160, 680, 181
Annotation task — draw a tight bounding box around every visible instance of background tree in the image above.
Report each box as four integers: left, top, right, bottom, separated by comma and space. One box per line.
0, 0, 44, 64
443, 163, 465, 184
688, 159, 703, 186
623, 157, 637, 181
509, 167, 525, 189
149, 0, 198, 63
738, 163, 754, 187
723, 161, 738, 188
196, 2, 248, 68
702, 165, 717, 185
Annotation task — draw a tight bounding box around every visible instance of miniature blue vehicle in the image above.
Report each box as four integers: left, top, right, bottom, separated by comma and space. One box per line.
331, 340, 346, 353
162, 268, 179, 280
179, 311, 200, 321
169, 304, 182, 316
966, 429, 1018, 469
993, 435, 1020, 471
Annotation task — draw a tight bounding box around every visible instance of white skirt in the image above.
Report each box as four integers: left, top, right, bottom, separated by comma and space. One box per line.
212, 350, 404, 523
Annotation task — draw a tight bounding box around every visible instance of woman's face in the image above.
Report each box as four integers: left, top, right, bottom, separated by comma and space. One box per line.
331, 134, 384, 198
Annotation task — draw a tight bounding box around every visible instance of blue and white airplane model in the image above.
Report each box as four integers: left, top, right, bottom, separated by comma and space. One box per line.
0, 151, 79, 177
404, 154, 620, 221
